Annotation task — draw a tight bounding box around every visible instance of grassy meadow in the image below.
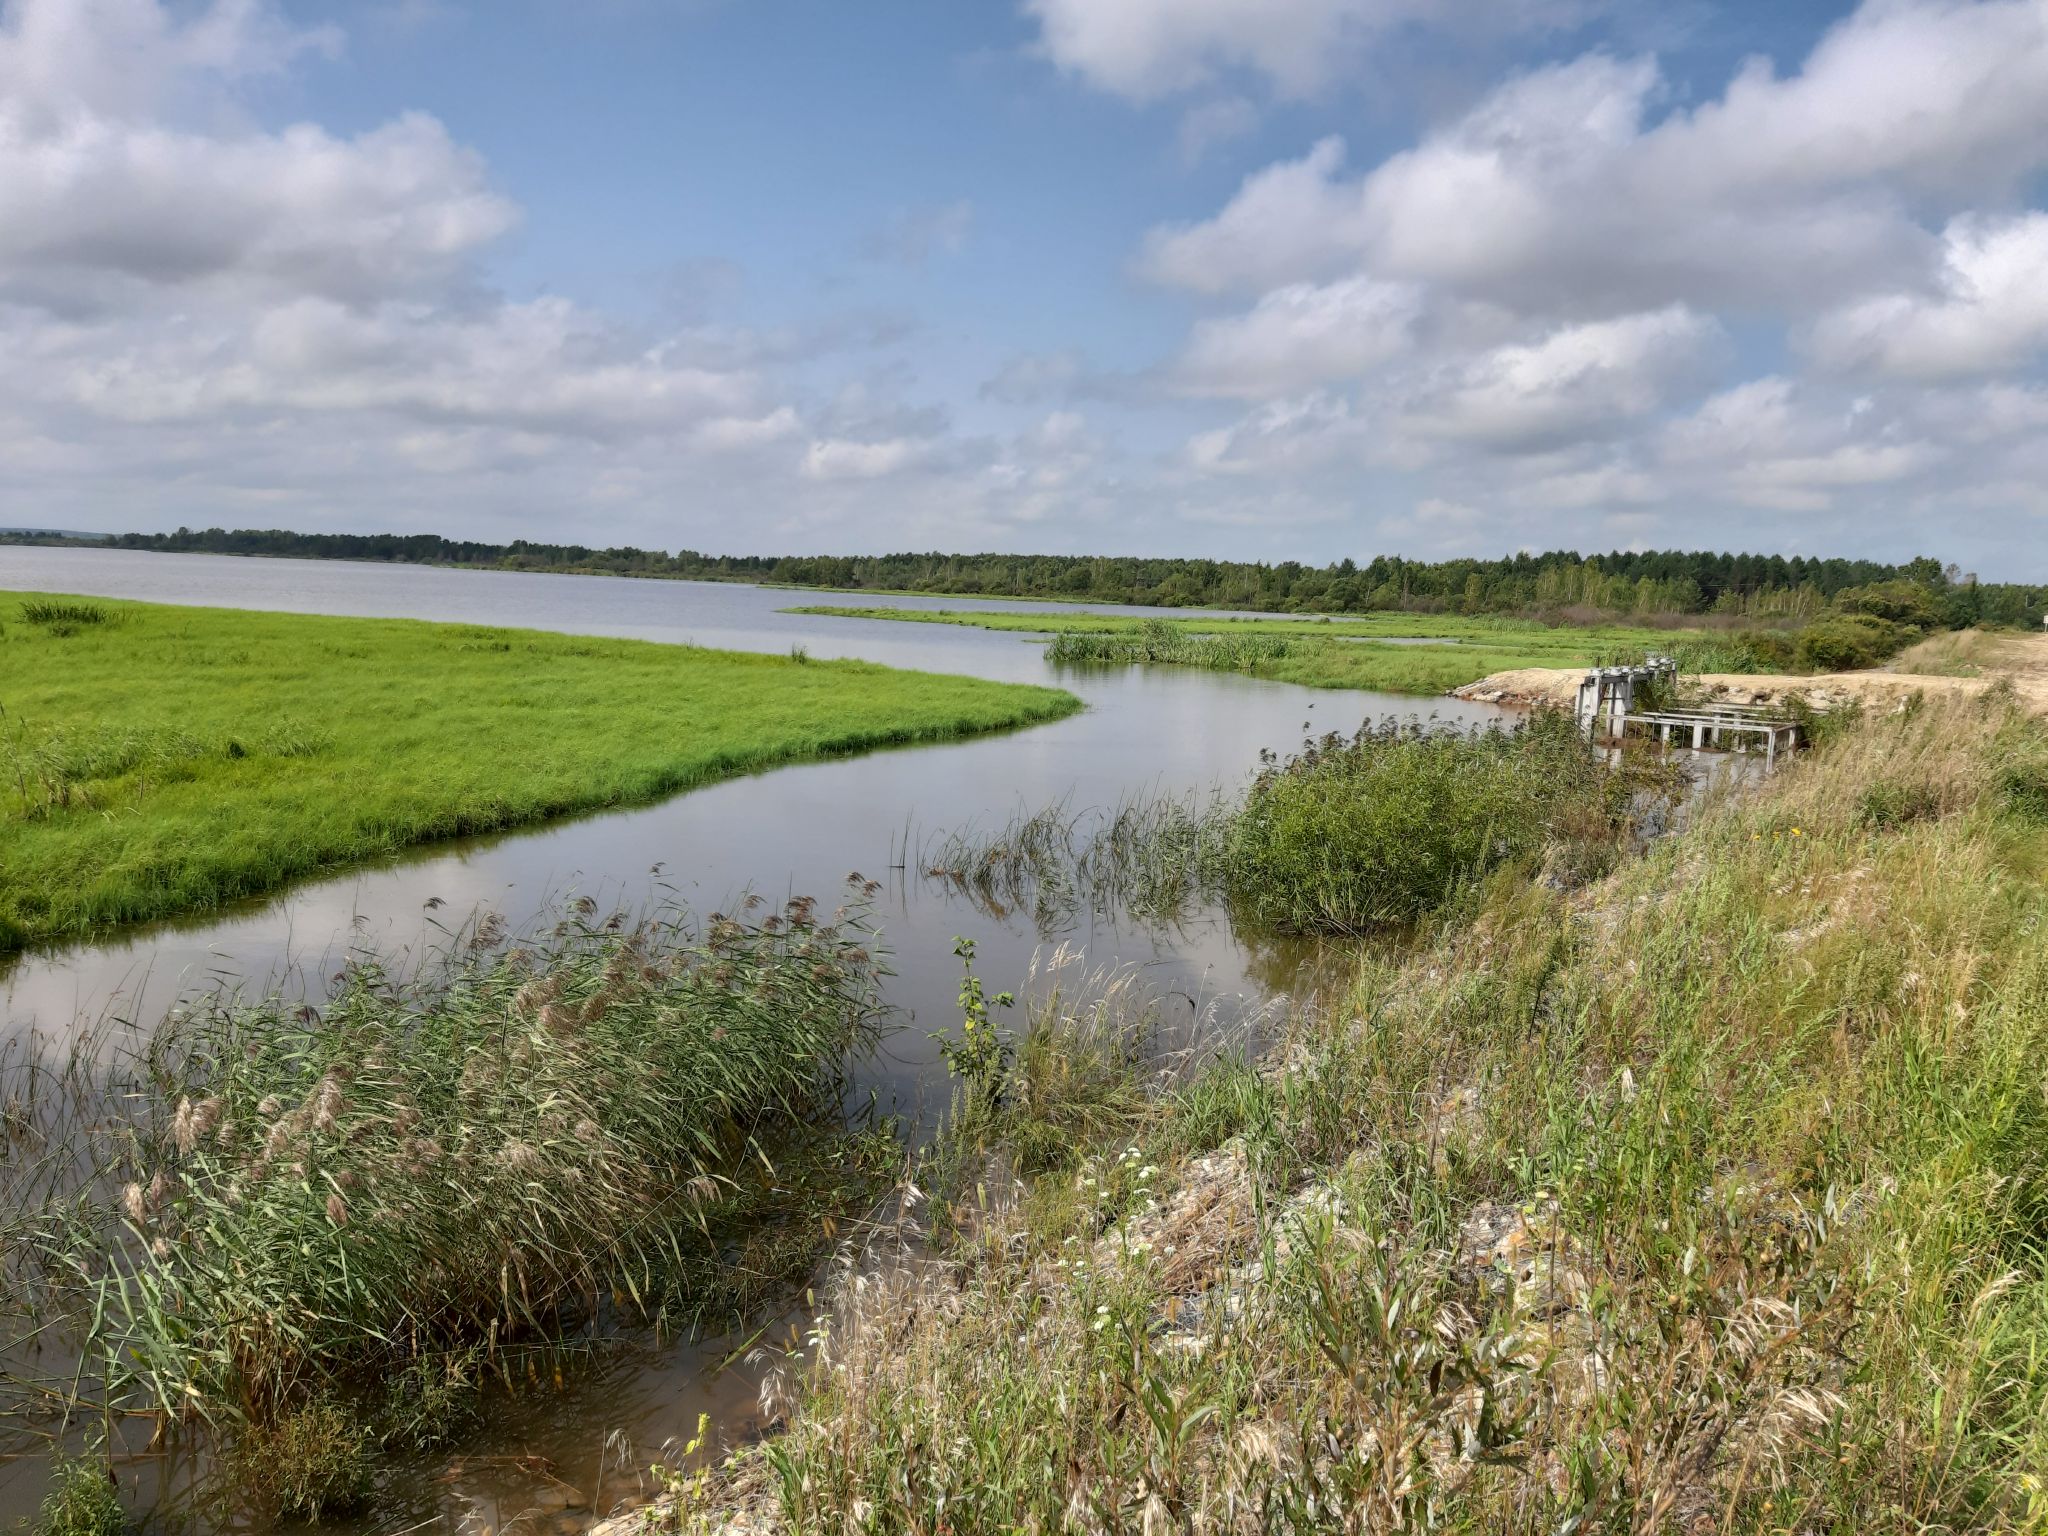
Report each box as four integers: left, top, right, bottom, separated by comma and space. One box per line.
786, 606, 1696, 693
680, 689, 2048, 1534
0, 592, 1078, 949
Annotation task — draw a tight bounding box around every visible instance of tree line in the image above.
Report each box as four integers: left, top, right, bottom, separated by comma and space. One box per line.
14, 525, 2043, 629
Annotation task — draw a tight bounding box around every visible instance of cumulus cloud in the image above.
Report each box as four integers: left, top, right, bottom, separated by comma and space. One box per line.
1173, 276, 1419, 397
1113, 0, 2048, 559
1809, 213, 2048, 379
0, 3, 512, 312
0, 0, 824, 537
1141, 0, 2048, 313
1397, 307, 1721, 450
1659, 377, 1943, 512
800, 436, 937, 481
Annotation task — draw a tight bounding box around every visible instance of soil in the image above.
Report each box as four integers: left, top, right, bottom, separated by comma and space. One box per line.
1453, 629, 2048, 716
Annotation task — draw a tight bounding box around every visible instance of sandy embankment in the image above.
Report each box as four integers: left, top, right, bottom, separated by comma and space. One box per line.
1453, 630, 2048, 716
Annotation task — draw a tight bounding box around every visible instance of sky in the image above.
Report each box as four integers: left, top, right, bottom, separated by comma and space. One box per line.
2, 0, 2046, 571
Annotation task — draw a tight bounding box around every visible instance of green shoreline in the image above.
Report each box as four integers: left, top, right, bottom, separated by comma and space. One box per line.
782, 604, 1685, 694
0, 591, 1080, 950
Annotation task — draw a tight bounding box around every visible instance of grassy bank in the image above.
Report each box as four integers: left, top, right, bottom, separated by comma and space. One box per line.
788, 607, 1694, 694
5, 897, 892, 1523
0, 592, 1078, 949
670, 691, 2048, 1533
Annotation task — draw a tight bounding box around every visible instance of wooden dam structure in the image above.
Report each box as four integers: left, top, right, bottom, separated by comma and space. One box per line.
1575, 657, 1802, 766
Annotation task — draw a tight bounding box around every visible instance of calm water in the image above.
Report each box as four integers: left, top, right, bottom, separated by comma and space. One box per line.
0, 546, 1506, 1531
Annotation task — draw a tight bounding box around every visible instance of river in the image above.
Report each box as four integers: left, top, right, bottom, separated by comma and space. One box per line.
0, 545, 1506, 1532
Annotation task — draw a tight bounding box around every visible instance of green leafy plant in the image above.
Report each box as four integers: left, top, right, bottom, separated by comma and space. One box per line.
934, 937, 1014, 1115
30, 1451, 123, 1536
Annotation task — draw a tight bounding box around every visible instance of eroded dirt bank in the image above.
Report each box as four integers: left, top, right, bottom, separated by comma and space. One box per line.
1453, 628, 2048, 714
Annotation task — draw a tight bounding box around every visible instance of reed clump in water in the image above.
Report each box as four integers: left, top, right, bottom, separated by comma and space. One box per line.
926, 711, 1680, 937
1224, 708, 1677, 932
9, 892, 889, 1455
706, 691, 2048, 1535
1047, 619, 1298, 674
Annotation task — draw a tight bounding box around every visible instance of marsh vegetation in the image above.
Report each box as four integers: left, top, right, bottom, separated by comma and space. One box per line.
2, 891, 894, 1525
791, 606, 1935, 695
925, 710, 1682, 937
679, 690, 2048, 1535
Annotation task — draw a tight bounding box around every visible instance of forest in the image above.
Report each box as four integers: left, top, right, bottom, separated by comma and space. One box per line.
13, 525, 2044, 628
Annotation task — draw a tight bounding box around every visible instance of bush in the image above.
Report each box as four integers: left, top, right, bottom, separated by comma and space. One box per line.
1220, 710, 1665, 932
1794, 614, 1902, 671
1994, 746, 2048, 824
18, 600, 111, 628
1835, 579, 1945, 627
222, 1399, 372, 1522
1858, 779, 1942, 829
32, 1453, 123, 1536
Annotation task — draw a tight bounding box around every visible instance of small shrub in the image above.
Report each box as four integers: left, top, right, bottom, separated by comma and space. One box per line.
32, 1452, 123, 1536
934, 937, 1014, 1121
225, 1399, 372, 1522
376, 1348, 481, 1450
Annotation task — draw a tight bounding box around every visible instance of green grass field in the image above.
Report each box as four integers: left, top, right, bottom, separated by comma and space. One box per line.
0, 593, 1079, 949
787, 605, 1694, 692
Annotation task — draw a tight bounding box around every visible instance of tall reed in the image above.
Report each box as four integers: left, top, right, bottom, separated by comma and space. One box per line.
7, 891, 889, 1438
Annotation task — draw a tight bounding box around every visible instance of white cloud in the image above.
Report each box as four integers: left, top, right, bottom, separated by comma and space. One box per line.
1140, 136, 1365, 295
0, 0, 339, 128
1140, 1, 2048, 312
692, 407, 802, 452
33, 296, 763, 438
1810, 212, 2048, 378
1025, 0, 1597, 100
1184, 392, 1366, 475
1660, 377, 1942, 512
800, 436, 935, 480
0, 2, 512, 311
1399, 307, 1720, 450
1173, 276, 1419, 397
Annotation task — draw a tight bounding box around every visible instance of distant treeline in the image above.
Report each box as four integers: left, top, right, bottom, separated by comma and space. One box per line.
19, 525, 2045, 628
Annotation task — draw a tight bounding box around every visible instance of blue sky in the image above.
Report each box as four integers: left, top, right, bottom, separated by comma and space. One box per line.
2, 0, 2045, 572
